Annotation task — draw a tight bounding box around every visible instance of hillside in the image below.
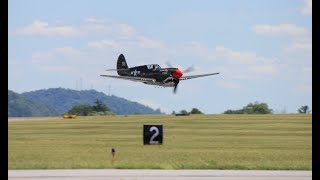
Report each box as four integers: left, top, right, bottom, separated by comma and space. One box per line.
13, 88, 162, 116
8, 90, 58, 117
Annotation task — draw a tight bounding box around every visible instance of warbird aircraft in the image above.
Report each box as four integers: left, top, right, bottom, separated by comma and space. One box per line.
100, 54, 219, 94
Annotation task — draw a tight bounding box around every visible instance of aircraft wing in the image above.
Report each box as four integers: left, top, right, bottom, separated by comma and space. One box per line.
180, 72, 220, 80
100, 74, 156, 83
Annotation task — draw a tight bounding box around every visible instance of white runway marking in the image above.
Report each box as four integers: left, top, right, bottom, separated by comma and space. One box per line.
8, 169, 312, 180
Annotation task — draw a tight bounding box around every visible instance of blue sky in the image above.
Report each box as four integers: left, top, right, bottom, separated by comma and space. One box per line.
8, 0, 312, 114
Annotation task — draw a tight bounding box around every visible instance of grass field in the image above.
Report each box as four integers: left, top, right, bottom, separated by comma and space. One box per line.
8, 114, 312, 170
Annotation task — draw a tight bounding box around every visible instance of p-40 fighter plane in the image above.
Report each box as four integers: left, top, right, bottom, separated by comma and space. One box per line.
100, 54, 219, 94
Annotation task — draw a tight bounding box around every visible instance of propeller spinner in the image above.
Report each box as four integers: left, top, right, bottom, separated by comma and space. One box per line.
166, 62, 195, 94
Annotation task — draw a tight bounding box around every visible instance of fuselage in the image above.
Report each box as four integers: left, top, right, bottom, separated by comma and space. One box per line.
101, 53, 219, 94
118, 64, 182, 87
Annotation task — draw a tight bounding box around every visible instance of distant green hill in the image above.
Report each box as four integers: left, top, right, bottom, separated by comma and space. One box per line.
8, 88, 162, 117
8, 90, 58, 117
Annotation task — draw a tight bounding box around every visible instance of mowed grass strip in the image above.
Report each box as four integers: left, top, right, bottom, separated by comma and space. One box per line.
8, 114, 311, 170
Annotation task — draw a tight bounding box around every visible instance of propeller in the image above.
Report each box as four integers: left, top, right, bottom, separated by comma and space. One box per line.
173, 79, 179, 94
183, 65, 194, 73
165, 61, 173, 68
165, 61, 194, 94
166, 62, 194, 94
165, 61, 194, 73
171, 69, 183, 94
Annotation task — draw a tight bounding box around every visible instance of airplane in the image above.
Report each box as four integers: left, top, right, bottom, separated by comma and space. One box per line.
100, 54, 219, 94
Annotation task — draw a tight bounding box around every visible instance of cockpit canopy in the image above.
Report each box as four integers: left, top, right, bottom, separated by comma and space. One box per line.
147, 64, 161, 70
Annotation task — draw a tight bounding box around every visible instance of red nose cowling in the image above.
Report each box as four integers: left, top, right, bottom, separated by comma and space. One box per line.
172, 69, 183, 79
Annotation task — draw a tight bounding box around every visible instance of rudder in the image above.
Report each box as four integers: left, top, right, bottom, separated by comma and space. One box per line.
117, 54, 128, 75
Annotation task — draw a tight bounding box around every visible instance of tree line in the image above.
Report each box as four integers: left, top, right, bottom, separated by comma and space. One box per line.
223, 101, 272, 114
68, 100, 114, 116
223, 102, 311, 114
171, 102, 311, 115
171, 108, 204, 115
67, 100, 311, 116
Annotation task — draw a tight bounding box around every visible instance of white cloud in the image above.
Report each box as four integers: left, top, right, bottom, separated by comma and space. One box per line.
301, 0, 312, 16
87, 36, 165, 50
210, 46, 278, 77
285, 40, 312, 53
16, 20, 82, 36
215, 46, 257, 64
249, 65, 276, 75
80, 23, 111, 33
21, 18, 280, 82
33, 39, 278, 82
176, 43, 260, 66
14, 18, 137, 39
252, 24, 307, 36
81, 20, 136, 38
136, 36, 166, 49
32, 52, 55, 61
119, 23, 135, 37
180, 42, 211, 56
83, 17, 104, 24
54, 47, 82, 57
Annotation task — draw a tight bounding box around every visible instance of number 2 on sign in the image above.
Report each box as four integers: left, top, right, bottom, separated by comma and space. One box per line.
149, 126, 159, 144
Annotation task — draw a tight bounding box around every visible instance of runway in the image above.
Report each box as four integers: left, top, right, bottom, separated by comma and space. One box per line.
8, 169, 312, 180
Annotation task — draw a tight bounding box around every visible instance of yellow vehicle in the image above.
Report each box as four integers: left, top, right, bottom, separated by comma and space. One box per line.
63, 114, 77, 119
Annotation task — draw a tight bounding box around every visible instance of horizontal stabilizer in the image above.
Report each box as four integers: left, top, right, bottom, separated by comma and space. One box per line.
106, 69, 128, 71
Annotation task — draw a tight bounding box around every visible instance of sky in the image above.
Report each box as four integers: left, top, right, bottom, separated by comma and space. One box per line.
8, 0, 312, 114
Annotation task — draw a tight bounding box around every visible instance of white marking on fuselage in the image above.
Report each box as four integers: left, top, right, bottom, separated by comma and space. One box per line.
131, 69, 140, 76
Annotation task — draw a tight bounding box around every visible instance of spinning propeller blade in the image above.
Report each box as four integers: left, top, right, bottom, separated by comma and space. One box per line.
166, 61, 194, 74
173, 79, 179, 94
165, 61, 173, 68
183, 65, 194, 73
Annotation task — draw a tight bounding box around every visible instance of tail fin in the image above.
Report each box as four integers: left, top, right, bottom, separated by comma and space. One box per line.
117, 54, 128, 75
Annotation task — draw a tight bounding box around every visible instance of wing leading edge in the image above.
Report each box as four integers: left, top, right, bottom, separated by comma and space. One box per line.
180, 72, 220, 80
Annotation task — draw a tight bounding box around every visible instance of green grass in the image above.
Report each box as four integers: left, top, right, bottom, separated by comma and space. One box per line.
8, 114, 312, 170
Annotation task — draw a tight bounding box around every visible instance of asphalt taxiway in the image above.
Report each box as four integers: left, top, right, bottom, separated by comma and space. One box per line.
8, 169, 312, 180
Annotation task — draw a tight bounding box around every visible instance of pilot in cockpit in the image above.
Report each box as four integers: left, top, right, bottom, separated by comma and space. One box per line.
153, 64, 160, 71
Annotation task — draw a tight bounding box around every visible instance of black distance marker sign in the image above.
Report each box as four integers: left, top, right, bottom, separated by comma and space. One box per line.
143, 125, 163, 145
